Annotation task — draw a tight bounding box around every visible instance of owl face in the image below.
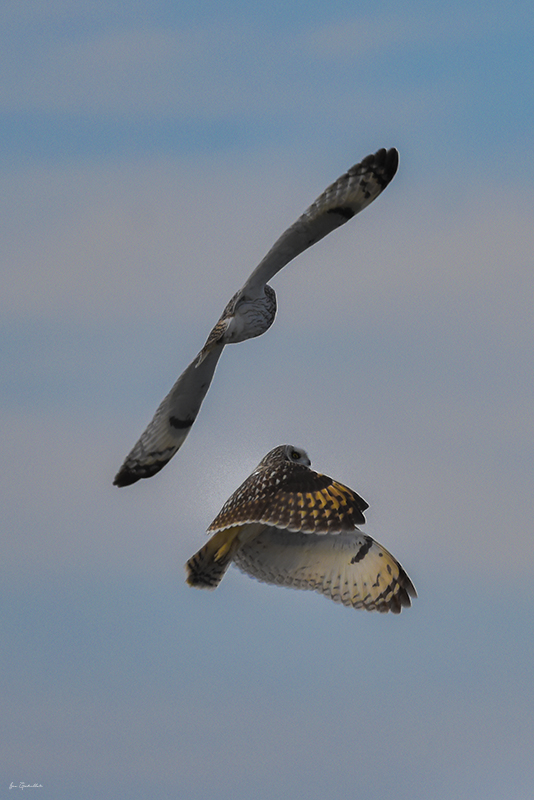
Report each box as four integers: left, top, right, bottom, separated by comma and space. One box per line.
282, 445, 311, 466
256, 444, 311, 471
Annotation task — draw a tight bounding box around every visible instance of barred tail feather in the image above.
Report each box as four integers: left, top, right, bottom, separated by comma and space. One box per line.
186, 528, 241, 589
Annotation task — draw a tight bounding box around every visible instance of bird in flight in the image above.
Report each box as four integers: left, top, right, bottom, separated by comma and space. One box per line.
186, 444, 416, 613
114, 148, 399, 487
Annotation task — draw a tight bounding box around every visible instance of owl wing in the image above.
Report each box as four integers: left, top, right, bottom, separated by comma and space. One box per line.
241, 147, 399, 296
114, 148, 398, 486
113, 344, 224, 486
209, 462, 369, 534
233, 528, 416, 613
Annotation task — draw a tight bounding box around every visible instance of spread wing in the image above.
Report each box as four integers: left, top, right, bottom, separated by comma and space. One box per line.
114, 148, 398, 486
241, 147, 399, 296
113, 345, 224, 486
208, 462, 369, 534
233, 528, 416, 613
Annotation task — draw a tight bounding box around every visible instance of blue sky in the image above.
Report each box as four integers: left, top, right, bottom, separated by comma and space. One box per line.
2, 1, 534, 798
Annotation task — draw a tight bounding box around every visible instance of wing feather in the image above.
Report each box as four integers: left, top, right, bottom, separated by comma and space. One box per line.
233, 527, 416, 613
208, 466, 368, 533
241, 148, 399, 295
113, 345, 224, 486
114, 148, 398, 485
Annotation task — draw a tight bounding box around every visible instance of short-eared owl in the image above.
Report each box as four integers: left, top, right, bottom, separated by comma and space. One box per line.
114, 149, 399, 487
186, 444, 415, 614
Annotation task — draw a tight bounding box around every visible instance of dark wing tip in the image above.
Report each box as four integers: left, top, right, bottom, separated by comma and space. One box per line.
383, 147, 400, 178
361, 147, 399, 188
113, 460, 167, 487
364, 146, 399, 185
326, 479, 369, 528
349, 488, 369, 524
404, 571, 418, 600
391, 569, 417, 613
113, 470, 140, 487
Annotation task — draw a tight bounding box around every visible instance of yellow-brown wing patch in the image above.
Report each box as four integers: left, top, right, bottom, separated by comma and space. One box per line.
259, 478, 367, 533
209, 457, 368, 534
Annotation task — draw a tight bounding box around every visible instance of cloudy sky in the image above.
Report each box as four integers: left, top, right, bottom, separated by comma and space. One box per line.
2, 1, 533, 797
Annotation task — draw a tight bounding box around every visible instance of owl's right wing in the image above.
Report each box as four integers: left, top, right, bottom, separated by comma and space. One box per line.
233, 527, 416, 613
113, 344, 224, 486
209, 465, 369, 534
241, 147, 399, 296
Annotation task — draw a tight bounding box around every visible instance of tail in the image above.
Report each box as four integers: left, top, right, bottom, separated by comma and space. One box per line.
186, 528, 241, 589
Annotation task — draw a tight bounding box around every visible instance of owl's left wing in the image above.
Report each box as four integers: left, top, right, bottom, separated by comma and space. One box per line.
233, 528, 416, 613
113, 344, 224, 486
241, 147, 399, 296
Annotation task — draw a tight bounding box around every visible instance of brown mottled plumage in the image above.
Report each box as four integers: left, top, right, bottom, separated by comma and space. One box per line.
209, 444, 368, 534
186, 445, 416, 613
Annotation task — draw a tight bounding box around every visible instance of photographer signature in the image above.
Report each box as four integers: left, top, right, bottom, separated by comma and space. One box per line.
9, 784, 43, 790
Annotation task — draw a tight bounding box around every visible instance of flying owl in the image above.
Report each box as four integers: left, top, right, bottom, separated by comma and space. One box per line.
114, 148, 399, 487
186, 445, 416, 613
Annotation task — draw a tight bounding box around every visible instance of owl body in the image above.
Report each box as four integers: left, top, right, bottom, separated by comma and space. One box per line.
224, 284, 278, 345
197, 285, 277, 365
186, 445, 416, 613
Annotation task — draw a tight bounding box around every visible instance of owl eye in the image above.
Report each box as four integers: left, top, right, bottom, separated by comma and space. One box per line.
291, 450, 300, 460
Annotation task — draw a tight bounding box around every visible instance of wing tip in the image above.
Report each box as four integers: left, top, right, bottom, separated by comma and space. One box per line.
374, 146, 400, 183
388, 568, 417, 614
113, 460, 168, 487
113, 468, 141, 487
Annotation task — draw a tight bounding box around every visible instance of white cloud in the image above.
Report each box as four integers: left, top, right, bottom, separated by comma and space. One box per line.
4, 152, 532, 360
0, 18, 300, 117
3, 5, 517, 122
300, 5, 534, 61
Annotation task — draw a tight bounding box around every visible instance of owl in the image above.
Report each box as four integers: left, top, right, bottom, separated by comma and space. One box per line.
186, 444, 416, 613
114, 148, 399, 486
